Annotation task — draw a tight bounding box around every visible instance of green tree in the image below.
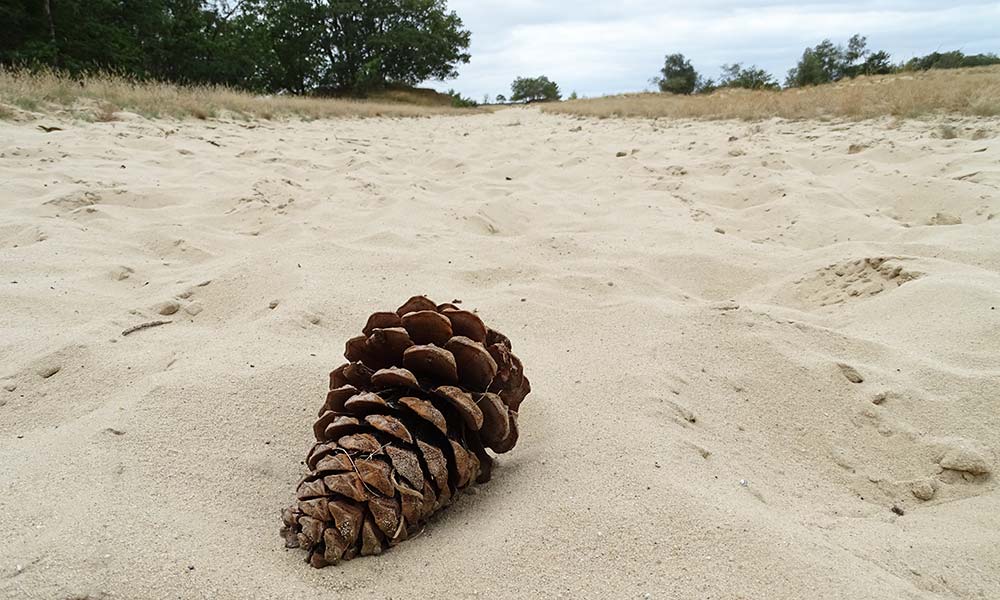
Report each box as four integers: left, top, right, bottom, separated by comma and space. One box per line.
694, 76, 717, 95
786, 49, 824, 87
655, 53, 697, 94
786, 34, 895, 87
510, 76, 561, 103
0, 0, 472, 97
786, 39, 845, 86
904, 50, 1000, 71
242, 0, 326, 93
0, 0, 257, 85
0, 1, 56, 66
860, 50, 895, 76
843, 34, 868, 76
308, 0, 471, 95
959, 52, 1000, 68
718, 63, 779, 90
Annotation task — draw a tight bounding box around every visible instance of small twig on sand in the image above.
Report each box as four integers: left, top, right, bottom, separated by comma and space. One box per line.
122, 320, 172, 337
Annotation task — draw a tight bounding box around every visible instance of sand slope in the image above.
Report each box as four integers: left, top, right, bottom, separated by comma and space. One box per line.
1, 109, 999, 599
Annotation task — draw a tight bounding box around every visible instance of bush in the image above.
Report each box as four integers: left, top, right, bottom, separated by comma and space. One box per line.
654, 53, 697, 95
510, 76, 561, 103
694, 76, 717, 95
718, 64, 779, 90
447, 88, 478, 108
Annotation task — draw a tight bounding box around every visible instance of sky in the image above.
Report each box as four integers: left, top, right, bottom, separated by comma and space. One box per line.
429, 0, 1000, 100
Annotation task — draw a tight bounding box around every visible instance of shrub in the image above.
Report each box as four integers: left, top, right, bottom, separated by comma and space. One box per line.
510, 76, 561, 103
695, 76, 717, 95
718, 64, 779, 90
447, 88, 478, 108
654, 53, 698, 95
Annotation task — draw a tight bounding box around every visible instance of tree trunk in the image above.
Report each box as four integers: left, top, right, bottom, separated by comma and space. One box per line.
42, 0, 58, 67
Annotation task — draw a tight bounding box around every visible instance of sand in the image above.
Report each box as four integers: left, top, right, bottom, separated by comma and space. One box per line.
1, 108, 998, 599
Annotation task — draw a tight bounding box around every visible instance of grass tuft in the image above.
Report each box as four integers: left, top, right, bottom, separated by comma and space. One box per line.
0, 68, 482, 121
544, 66, 1000, 121
938, 124, 959, 139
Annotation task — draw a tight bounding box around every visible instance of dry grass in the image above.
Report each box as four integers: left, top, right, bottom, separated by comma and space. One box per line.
545, 66, 1000, 121
369, 85, 457, 107
0, 68, 479, 121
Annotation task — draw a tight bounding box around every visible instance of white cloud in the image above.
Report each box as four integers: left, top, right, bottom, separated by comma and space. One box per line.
431, 1, 1000, 98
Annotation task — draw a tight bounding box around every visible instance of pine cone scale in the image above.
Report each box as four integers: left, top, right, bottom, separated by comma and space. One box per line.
400, 310, 453, 345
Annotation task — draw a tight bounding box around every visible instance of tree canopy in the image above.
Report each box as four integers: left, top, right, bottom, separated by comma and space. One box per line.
785, 35, 893, 87
654, 53, 697, 95
0, 0, 471, 96
903, 50, 1000, 71
510, 76, 561, 103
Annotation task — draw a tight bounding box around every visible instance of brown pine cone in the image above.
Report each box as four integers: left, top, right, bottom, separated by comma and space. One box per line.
280, 296, 531, 567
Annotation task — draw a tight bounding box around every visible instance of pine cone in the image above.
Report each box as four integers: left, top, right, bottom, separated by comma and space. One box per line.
280, 296, 531, 567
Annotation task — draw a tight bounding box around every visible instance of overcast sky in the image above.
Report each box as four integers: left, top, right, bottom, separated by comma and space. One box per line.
429, 1, 1000, 99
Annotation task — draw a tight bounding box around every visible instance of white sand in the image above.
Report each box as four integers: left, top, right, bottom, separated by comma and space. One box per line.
1, 108, 998, 599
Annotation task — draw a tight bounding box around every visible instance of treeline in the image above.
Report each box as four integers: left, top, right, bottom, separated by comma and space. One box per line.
491, 36, 999, 106
655, 35, 1000, 95
0, 0, 471, 96
3, 4, 997, 105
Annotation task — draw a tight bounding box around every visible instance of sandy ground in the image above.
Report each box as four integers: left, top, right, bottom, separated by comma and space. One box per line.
1, 108, 999, 600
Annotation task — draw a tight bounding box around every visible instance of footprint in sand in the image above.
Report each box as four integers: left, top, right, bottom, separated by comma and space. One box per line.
792, 257, 921, 309
0, 224, 48, 249
926, 212, 962, 226
853, 400, 994, 509
44, 190, 101, 209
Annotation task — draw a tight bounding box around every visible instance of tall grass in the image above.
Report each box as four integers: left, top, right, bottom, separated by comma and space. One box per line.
545, 66, 1000, 121
0, 68, 479, 121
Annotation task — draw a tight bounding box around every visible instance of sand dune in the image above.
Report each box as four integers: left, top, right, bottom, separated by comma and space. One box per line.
1, 108, 998, 599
